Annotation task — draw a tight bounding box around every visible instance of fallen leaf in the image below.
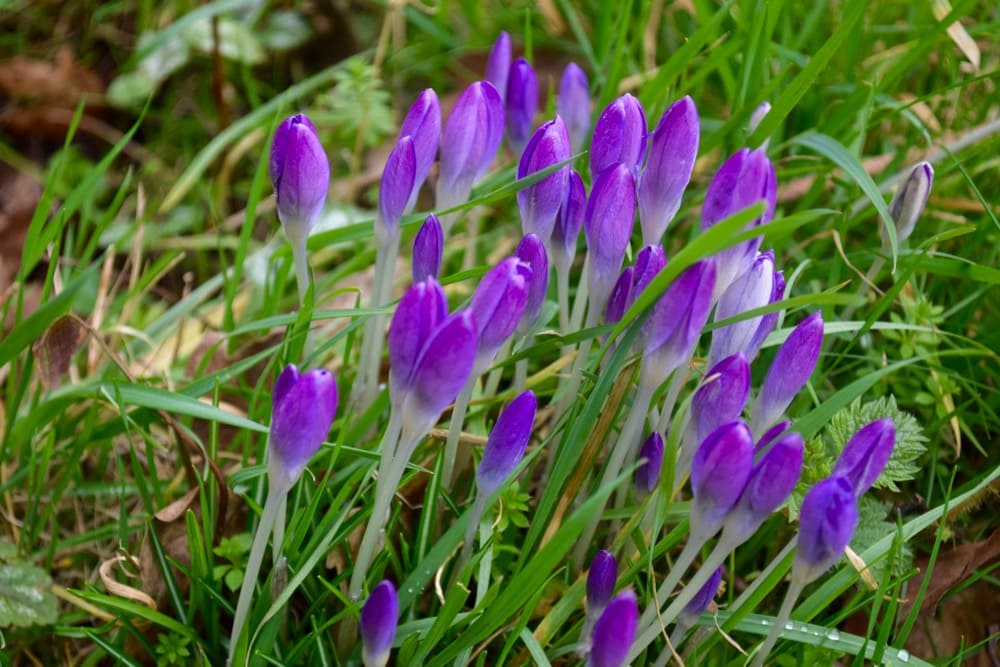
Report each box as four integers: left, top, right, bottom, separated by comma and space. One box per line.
33, 315, 88, 390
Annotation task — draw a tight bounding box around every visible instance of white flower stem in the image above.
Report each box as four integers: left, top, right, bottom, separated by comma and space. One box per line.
442, 372, 479, 488
291, 240, 311, 307
749, 577, 804, 667
556, 260, 572, 333
457, 493, 489, 575
356, 231, 400, 414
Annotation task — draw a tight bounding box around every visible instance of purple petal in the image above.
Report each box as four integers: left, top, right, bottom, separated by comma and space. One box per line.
476, 390, 537, 495
753, 312, 823, 434
485, 32, 512, 102
470, 257, 530, 363
682, 566, 722, 621
270, 113, 329, 243
557, 62, 591, 153
645, 259, 716, 379
731, 430, 803, 531
398, 89, 442, 210
604, 267, 635, 328
637, 96, 699, 245
588, 590, 638, 667
272, 363, 300, 410
269, 368, 338, 485
587, 550, 618, 614
515, 234, 549, 335
360, 580, 398, 667
438, 81, 505, 208
405, 310, 479, 432
376, 136, 416, 242
831, 418, 895, 497
708, 250, 776, 368
584, 163, 636, 312
517, 117, 572, 242
506, 57, 539, 154
693, 353, 751, 444
689, 420, 754, 538
590, 94, 647, 179
794, 476, 858, 583
744, 266, 785, 362
888, 161, 934, 243
634, 431, 665, 495
388, 279, 448, 395
551, 169, 586, 272
412, 214, 444, 283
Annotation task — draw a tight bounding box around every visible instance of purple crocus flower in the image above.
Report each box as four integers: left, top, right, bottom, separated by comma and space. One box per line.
476, 390, 537, 495
269, 114, 330, 246
679, 566, 722, 626
793, 476, 858, 584
604, 267, 635, 330
412, 214, 443, 282
506, 57, 539, 154
387, 279, 449, 399
689, 421, 754, 541
831, 418, 895, 497
744, 267, 785, 363
634, 431, 665, 495
587, 550, 618, 615
551, 169, 586, 275
517, 117, 572, 243
584, 163, 637, 315
268, 364, 338, 489
888, 161, 934, 244
637, 96, 699, 245
470, 257, 531, 370
514, 234, 549, 336
375, 135, 416, 245
701, 147, 773, 298
590, 94, 646, 179
558, 62, 591, 153
751, 312, 824, 436
485, 32, 511, 102
755, 420, 792, 455
397, 89, 442, 213
723, 430, 804, 542
436, 81, 505, 224
693, 353, 751, 444
360, 580, 398, 667
644, 259, 716, 384
604, 245, 667, 328
587, 590, 638, 667
707, 250, 777, 368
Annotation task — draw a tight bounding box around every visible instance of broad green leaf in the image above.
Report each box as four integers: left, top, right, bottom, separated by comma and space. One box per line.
0, 561, 58, 627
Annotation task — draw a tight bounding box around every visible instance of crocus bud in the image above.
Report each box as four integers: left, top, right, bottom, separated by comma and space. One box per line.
485, 32, 511, 102
517, 117, 572, 243
551, 169, 586, 273
584, 163, 636, 315
831, 418, 895, 497
400, 310, 478, 438
587, 590, 638, 667
387, 279, 448, 399
693, 354, 751, 444
723, 431, 804, 542
375, 136, 416, 244
755, 420, 791, 455
268, 364, 338, 489
558, 62, 591, 153
398, 89, 442, 212
506, 58, 538, 154
437, 81, 505, 218
793, 476, 858, 584
604, 267, 635, 329
360, 580, 399, 667
637, 96, 699, 245
751, 312, 823, 436
679, 566, 722, 627
476, 391, 537, 495
744, 267, 785, 363
702, 148, 772, 298
707, 250, 776, 369
634, 431, 664, 495
470, 257, 531, 369
590, 94, 647, 179
412, 214, 444, 282
644, 259, 716, 386
587, 550, 618, 615
605, 245, 666, 350
887, 161, 933, 245
514, 234, 549, 336
689, 421, 754, 541
270, 114, 330, 246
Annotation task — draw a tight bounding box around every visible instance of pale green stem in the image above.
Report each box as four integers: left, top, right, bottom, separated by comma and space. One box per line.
749, 578, 805, 667
457, 493, 489, 576
291, 239, 311, 306
272, 493, 287, 563
657, 533, 737, 628
556, 260, 572, 333
355, 231, 400, 413
654, 365, 688, 436
570, 255, 591, 332
462, 208, 483, 271
442, 372, 479, 488
483, 340, 511, 397
514, 357, 528, 395
555, 306, 599, 423
227, 480, 288, 666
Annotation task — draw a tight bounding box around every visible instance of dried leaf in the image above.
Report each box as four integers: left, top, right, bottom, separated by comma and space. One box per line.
930, 0, 981, 70
33, 314, 88, 390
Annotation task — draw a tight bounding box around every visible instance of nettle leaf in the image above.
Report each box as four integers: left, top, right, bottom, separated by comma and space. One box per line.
826, 396, 927, 492
0, 560, 58, 628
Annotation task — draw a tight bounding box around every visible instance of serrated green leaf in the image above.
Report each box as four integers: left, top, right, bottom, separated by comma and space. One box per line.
0, 561, 58, 628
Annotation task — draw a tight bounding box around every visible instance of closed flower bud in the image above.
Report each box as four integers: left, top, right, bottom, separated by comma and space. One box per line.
558, 62, 591, 153
269, 364, 338, 489
680, 566, 722, 626
375, 136, 416, 244
551, 169, 586, 273
590, 94, 647, 179
645, 259, 716, 383
517, 117, 572, 243
485, 32, 511, 102
514, 234, 549, 336
755, 420, 791, 455
412, 214, 444, 282
701, 148, 772, 298
506, 57, 539, 154
793, 476, 858, 584
470, 257, 531, 368
752, 312, 823, 436
887, 161, 933, 245
693, 353, 751, 444
689, 421, 754, 540
587, 550, 618, 615
724, 430, 803, 542
476, 391, 537, 495
398, 89, 442, 212
270, 114, 330, 246
708, 250, 776, 368
360, 580, 398, 667
634, 431, 665, 495
584, 163, 637, 315
637, 96, 699, 245
749, 101, 771, 134
588, 590, 638, 667
604, 266, 635, 328
744, 267, 785, 363
831, 418, 895, 497
437, 81, 505, 217
388, 279, 448, 399
606, 245, 666, 349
